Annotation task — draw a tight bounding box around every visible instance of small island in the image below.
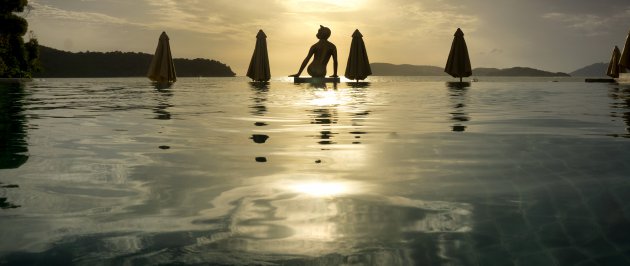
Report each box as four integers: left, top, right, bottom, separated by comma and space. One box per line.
34, 46, 236, 78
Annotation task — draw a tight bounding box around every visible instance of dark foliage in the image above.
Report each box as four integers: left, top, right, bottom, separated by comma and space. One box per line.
24, 37, 39, 71
0, 14, 28, 36
0, 0, 38, 78
0, 0, 27, 13
35, 46, 236, 78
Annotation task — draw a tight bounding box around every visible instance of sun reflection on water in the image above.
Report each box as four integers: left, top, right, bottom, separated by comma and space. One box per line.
309, 89, 350, 107
288, 181, 349, 197
281, 178, 366, 198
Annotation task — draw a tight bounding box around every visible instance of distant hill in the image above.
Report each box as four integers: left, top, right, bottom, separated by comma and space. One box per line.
370, 63, 447, 76
370, 63, 570, 77
570, 62, 607, 77
472, 67, 570, 77
35, 46, 236, 78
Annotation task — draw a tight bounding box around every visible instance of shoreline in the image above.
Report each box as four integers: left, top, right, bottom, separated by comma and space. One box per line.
0, 78, 33, 83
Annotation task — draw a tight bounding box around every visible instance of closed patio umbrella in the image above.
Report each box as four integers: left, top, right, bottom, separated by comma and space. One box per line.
246, 30, 271, 82
620, 30, 630, 73
607, 46, 621, 78
344, 29, 372, 81
147, 31, 176, 83
445, 28, 472, 82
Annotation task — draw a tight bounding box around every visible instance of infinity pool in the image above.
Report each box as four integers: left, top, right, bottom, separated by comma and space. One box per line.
1, 77, 630, 265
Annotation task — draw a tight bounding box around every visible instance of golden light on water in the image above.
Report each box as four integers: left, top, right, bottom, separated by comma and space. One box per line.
289, 181, 349, 197
286, 180, 365, 197
309, 89, 351, 106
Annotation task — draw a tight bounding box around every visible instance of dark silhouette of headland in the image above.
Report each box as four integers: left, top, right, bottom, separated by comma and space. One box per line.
473, 67, 570, 77
371, 63, 571, 77
34, 46, 235, 78
570, 63, 607, 77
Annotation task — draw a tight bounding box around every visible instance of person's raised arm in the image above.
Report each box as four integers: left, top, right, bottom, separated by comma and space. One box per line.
331, 47, 338, 78
290, 47, 315, 77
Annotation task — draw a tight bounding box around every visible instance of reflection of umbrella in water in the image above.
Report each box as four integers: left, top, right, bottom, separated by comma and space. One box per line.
620, 30, 630, 73
447, 85, 470, 132
445, 28, 472, 83
608, 88, 630, 137
344, 29, 372, 81
246, 30, 271, 82
153, 87, 173, 120
147, 31, 177, 83
248, 82, 269, 116
608, 46, 621, 78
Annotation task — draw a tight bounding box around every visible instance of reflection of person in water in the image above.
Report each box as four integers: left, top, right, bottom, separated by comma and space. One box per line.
290, 25, 338, 78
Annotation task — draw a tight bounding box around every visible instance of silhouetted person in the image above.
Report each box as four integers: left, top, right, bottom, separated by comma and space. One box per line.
290, 25, 338, 78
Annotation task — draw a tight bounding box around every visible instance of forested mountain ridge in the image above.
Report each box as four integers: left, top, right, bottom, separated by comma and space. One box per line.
34, 46, 236, 78
371, 63, 570, 77
569, 62, 607, 77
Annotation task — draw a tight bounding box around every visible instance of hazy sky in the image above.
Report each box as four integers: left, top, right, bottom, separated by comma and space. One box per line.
23, 0, 630, 75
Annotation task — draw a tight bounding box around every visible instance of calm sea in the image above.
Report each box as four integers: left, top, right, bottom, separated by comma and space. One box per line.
1, 77, 630, 265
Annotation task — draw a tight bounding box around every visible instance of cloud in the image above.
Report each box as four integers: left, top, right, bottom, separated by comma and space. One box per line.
542, 12, 607, 35
542, 8, 630, 36
29, 0, 281, 39
143, 0, 229, 34
477, 48, 502, 56
490, 48, 503, 54
28, 1, 132, 25
140, 0, 286, 39
372, 1, 478, 39
278, 0, 366, 13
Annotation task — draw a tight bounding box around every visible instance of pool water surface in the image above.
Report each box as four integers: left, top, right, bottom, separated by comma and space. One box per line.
1, 77, 630, 265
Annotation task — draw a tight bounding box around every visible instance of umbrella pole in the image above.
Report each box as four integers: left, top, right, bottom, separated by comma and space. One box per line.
459, 76, 462, 83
